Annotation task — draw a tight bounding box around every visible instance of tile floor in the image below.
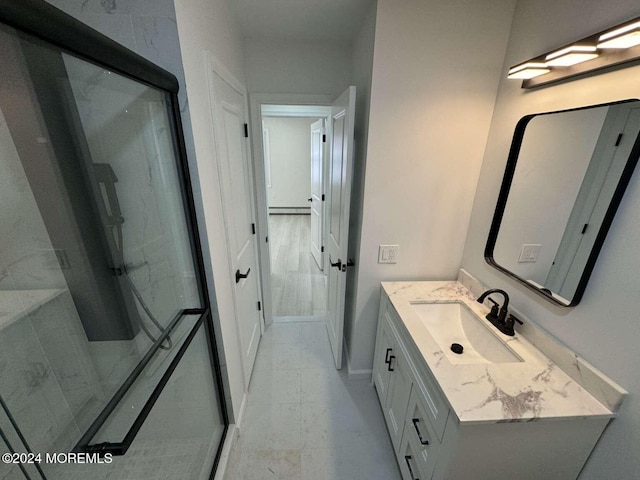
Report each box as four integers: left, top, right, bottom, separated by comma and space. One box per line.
224, 321, 400, 480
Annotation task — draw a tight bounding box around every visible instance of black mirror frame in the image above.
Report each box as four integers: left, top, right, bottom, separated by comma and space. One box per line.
484, 99, 640, 307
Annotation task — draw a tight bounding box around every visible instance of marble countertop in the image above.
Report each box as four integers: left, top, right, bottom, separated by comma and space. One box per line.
382, 280, 614, 424
0, 289, 66, 331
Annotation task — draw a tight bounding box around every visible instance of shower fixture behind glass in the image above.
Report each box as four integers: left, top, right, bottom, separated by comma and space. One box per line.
94, 162, 172, 350
0, 1, 227, 479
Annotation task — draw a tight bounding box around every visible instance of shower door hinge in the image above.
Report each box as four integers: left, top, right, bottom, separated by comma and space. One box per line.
615, 133, 623, 146
322, 134, 326, 143
244, 123, 249, 138
581, 223, 589, 234
321, 246, 324, 253
257, 301, 262, 311
251, 223, 256, 234
266, 236, 269, 243
322, 194, 325, 201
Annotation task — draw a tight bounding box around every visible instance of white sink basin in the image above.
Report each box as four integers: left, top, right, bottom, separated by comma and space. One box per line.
410, 302, 523, 365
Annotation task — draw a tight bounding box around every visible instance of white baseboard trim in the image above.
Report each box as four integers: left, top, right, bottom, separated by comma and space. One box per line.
273, 315, 326, 323
212, 424, 238, 480
269, 208, 310, 215
235, 391, 248, 429
343, 337, 372, 380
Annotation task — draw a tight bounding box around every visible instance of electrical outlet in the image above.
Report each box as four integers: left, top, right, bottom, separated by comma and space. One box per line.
518, 244, 541, 263
378, 245, 399, 264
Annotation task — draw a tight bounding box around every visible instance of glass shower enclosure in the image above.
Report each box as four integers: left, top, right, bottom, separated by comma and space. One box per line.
0, 1, 227, 479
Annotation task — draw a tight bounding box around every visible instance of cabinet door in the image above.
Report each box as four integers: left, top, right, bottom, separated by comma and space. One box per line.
384, 340, 413, 453
373, 310, 394, 404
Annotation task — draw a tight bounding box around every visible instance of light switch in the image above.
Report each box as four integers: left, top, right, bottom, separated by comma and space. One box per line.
518, 244, 541, 263
379, 245, 399, 264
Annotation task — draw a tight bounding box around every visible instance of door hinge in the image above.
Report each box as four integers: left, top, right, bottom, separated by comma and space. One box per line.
251, 223, 256, 235
321, 246, 324, 253
265, 236, 269, 243
321, 194, 325, 201
244, 123, 249, 138
615, 133, 623, 146
581, 223, 589, 234
322, 134, 326, 143
257, 301, 262, 311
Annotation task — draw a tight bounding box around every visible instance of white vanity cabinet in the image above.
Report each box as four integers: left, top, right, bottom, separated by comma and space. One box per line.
373, 287, 615, 480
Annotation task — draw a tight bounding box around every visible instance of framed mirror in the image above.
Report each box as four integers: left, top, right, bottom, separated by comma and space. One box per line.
485, 99, 640, 306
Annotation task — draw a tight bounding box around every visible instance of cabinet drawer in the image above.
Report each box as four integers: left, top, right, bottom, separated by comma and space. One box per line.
404, 388, 440, 479
399, 427, 428, 480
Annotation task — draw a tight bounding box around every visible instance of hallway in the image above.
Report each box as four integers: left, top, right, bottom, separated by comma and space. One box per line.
269, 215, 327, 317
223, 321, 400, 479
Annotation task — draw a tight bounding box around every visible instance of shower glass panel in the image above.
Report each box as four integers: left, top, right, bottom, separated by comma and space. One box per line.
0, 3, 227, 478
0, 404, 39, 480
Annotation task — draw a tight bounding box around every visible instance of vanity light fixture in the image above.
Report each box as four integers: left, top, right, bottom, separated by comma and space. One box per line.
507, 62, 550, 79
545, 45, 598, 66
598, 21, 640, 49
510, 15, 640, 88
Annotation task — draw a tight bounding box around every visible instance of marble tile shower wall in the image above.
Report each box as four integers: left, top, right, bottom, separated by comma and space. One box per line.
45, 0, 202, 307
0, 292, 103, 458
44, 0, 198, 193
63, 54, 187, 326
3, 0, 197, 292
0, 0, 205, 469
0, 105, 67, 290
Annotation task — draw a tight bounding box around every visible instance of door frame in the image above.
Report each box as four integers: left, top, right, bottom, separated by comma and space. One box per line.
248, 93, 334, 326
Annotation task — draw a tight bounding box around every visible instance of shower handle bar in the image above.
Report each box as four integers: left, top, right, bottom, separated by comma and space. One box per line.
73, 307, 205, 455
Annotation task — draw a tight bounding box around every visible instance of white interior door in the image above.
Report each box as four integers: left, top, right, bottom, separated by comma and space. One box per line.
208, 64, 261, 385
546, 105, 640, 298
326, 86, 356, 369
310, 119, 324, 270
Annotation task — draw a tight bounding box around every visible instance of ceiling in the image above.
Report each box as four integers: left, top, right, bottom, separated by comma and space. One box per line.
230, 0, 374, 42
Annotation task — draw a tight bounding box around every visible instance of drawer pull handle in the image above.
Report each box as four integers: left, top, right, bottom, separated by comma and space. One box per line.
412, 418, 430, 445
387, 355, 395, 372
404, 455, 419, 480
385, 348, 392, 364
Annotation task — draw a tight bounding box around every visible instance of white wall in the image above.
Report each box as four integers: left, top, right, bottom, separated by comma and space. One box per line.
174, 0, 248, 421
346, 0, 517, 372
263, 117, 314, 209
344, 1, 377, 374
244, 37, 351, 96
460, 0, 640, 477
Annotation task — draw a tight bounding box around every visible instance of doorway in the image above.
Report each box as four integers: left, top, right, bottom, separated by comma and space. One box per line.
262, 111, 329, 319
249, 88, 356, 369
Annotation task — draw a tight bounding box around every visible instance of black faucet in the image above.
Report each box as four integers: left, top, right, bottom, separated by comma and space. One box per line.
476, 289, 521, 336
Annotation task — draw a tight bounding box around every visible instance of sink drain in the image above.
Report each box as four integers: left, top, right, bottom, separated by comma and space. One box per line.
450, 343, 464, 354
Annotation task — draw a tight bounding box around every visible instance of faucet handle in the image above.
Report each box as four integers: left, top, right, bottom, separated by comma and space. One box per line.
506, 314, 523, 327
484, 297, 500, 321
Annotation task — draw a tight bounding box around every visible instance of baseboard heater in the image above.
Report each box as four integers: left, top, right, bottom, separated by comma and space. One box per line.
269, 207, 311, 215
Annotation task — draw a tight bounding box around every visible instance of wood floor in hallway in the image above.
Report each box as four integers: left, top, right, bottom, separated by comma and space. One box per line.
269, 214, 327, 317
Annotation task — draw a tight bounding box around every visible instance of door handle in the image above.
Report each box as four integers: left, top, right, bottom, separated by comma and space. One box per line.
308, 197, 313, 202
235, 268, 250, 284
329, 257, 342, 270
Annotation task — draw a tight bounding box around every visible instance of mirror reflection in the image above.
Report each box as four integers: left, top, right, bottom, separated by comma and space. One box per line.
486, 100, 640, 306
